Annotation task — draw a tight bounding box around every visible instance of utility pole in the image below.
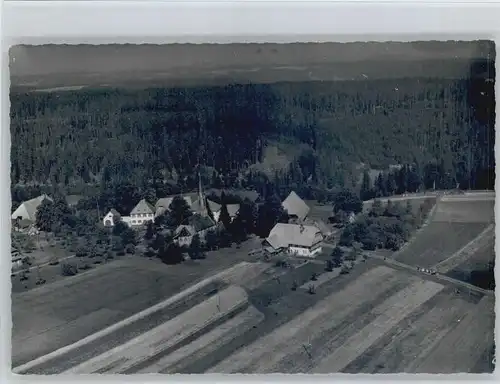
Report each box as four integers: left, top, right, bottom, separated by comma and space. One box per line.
302, 343, 312, 359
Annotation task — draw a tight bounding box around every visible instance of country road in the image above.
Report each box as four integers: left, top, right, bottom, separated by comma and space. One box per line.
11, 254, 77, 276
365, 252, 493, 297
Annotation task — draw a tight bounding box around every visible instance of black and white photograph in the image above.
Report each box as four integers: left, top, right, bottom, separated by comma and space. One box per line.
9, 40, 495, 375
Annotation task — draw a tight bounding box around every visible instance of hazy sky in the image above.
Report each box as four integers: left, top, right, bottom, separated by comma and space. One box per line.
9, 41, 494, 89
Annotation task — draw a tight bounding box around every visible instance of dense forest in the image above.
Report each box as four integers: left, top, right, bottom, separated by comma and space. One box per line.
10, 58, 495, 205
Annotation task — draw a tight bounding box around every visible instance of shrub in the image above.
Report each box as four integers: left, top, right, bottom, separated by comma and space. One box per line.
76, 246, 87, 258
307, 284, 316, 295
61, 263, 78, 276
325, 260, 334, 272
311, 272, 319, 281
125, 244, 136, 254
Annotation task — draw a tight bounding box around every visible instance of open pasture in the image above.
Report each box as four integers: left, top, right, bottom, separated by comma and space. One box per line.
446, 236, 495, 290
63, 285, 254, 374
11, 242, 261, 368
205, 265, 493, 374
16, 257, 495, 375
433, 199, 494, 223
393, 222, 487, 268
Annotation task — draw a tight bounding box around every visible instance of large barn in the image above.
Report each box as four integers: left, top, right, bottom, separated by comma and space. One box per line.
264, 223, 323, 257
11, 194, 53, 222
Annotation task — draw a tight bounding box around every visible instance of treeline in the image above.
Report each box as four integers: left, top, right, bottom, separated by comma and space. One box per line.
10, 73, 495, 193
359, 161, 467, 201
339, 198, 436, 251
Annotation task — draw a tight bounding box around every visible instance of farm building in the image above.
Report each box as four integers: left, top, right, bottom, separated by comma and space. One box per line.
264, 223, 324, 257
173, 214, 217, 247
304, 218, 334, 239
206, 199, 240, 223
282, 191, 310, 222
155, 196, 194, 218
11, 194, 53, 222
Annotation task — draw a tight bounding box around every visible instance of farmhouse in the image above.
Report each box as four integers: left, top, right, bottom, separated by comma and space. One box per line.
129, 199, 155, 226
264, 223, 324, 257
173, 214, 217, 247
282, 191, 310, 222
11, 194, 53, 222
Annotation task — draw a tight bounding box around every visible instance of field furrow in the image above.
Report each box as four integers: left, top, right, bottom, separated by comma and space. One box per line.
136, 306, 264, 374
63, 285, 248, 374
311, 279, 444, 373
434, 224, 494, 273
206, 265, 397, 373
344, 292, 473, 373
411, 296, 495, 373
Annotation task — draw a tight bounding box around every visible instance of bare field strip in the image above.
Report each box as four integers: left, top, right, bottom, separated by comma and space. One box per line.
207, 265, 401, 373
217, 262, 271, 287
243, 266, 294, 291
447, 241, 495, 284
394, 222, 487, 267
433, 200, 494, 223
411, 296, 495, 373
12, 256, 258, 367
63, 285, 249, 374
434, 224, 494, 273
311, 280, 444, 373
135, 306, 264, 374
19, 280, 226, 374
343, 290, 474, 373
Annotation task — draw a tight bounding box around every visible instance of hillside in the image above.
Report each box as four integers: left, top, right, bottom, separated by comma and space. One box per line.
9, 41, 495, 198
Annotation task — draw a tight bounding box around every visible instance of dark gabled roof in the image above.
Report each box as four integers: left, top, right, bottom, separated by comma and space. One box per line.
188, 214, 216, 232
109, 208, 121, 217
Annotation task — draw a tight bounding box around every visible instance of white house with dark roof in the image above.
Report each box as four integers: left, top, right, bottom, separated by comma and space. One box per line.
281, 191, 310, 222
129, 199, 155, 226
264, 223, 323, 257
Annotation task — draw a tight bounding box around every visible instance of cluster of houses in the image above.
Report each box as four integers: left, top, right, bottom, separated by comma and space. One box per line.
11, 187, 338, 258
102, 185, 243, 247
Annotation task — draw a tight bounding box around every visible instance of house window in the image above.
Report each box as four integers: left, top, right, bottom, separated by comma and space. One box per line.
132, 220, 136, 224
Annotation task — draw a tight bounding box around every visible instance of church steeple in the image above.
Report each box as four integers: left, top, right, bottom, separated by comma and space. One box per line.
197, 167, 209, 218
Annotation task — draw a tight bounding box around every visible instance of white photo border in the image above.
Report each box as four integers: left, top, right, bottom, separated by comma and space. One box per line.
1, 1, 499, 384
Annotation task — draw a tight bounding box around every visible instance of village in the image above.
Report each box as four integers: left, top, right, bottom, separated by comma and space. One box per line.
11, 175, 344, 282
